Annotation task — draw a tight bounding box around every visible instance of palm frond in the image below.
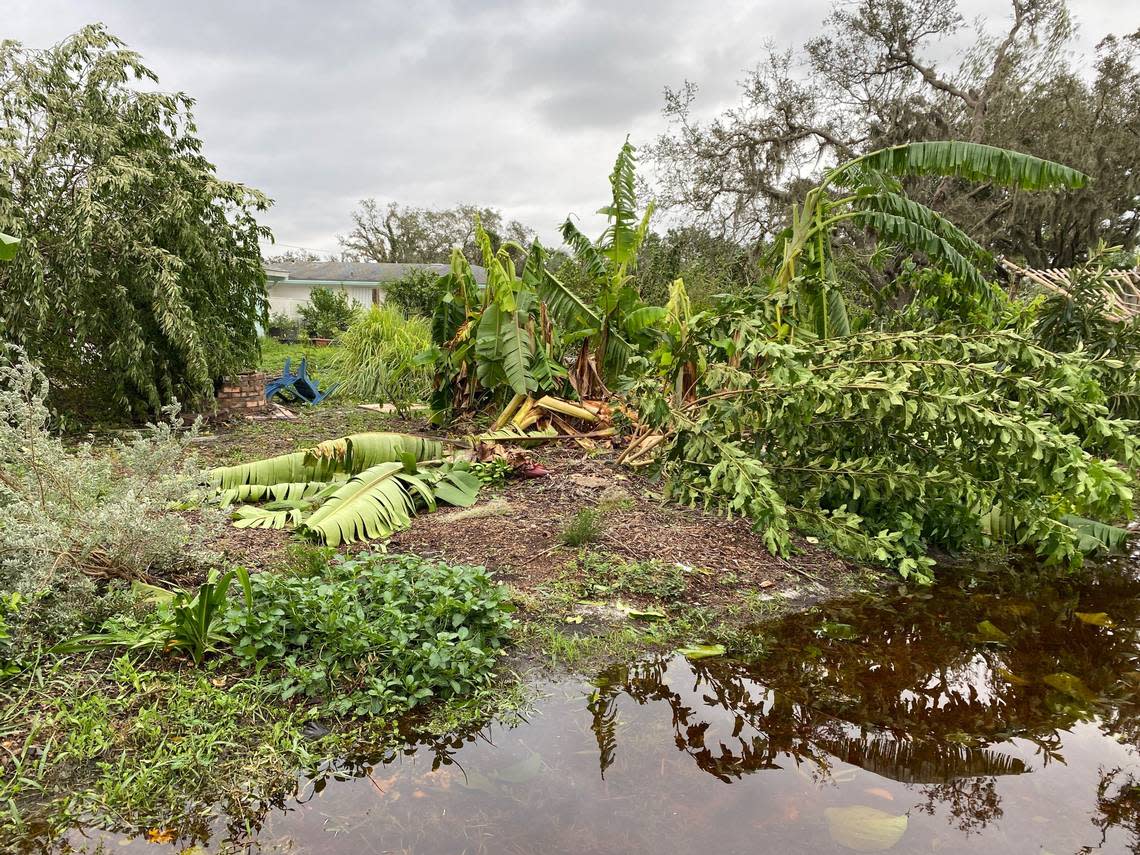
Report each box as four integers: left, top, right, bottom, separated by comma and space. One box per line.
850, 141, 1088, 190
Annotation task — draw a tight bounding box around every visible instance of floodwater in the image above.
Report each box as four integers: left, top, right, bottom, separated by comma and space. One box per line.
56, 561, 1140, 854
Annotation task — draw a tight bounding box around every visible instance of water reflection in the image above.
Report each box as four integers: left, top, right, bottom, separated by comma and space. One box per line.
50, 564, 1140, 853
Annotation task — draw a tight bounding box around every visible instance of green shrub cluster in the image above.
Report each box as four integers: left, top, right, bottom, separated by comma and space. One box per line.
222, 551, 514, 716
297, 287, 359, 339
0, 347, 222, 648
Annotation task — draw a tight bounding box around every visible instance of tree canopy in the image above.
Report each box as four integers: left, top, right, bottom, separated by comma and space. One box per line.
0, 25, 271, 418
339, 200, 533, 265
650, 0, 1139, 267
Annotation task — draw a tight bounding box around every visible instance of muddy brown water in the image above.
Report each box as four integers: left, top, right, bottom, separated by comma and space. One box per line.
52, 559, 1140, 854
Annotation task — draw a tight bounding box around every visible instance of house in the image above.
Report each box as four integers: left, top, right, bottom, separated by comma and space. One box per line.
264, 261, 488, 319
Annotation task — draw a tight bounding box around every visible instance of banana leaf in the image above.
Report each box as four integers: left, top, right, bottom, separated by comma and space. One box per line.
232, 505, 304, 529
1061, 514, 1131, 553
303, 432, 443, 473
851, 141, 1088, 190
210, 451, 330, 490
218, 481, 336, 507
303, 461, 431, 546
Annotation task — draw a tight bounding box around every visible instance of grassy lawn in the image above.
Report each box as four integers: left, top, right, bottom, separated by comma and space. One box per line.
255, 336, 340, 380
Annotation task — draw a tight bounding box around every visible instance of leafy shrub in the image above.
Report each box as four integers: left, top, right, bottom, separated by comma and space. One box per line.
642, 320, 1136, 582
331, 305, 432, 405
222, 552, 514, 716
385, 267, 445, 318
0, 346, 223, 645
560, 508, 605, 546
267, 310, 302, 341
297, 287, 359, 339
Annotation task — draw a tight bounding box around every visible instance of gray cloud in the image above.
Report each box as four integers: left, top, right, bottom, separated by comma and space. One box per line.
6, 0, 1124, 253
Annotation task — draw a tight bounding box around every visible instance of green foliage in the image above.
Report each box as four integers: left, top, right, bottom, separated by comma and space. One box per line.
58, 569, 244, 665
222, 552, 514, 716
640, 321, 1136, 581
770, 141, 1088, 340
267, 311, 302, 341
331, 305, 432, 406
297, 287, 360, 339
549, 138, 664, 393
207, 431, 481, 546
560, 508, 606, 547
470, 459, 512, 486
0, 26, 270, 418
385, 267, 446, 317
424, 225, 567, 416
578, 554, 687, 599
0, 593, 22, 678
0, 347, 222, 646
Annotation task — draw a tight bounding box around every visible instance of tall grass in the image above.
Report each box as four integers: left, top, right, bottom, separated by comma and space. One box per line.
332, 305, 432, 406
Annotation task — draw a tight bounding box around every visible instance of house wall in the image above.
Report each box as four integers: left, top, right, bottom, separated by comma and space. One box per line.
267, 283, 384, 319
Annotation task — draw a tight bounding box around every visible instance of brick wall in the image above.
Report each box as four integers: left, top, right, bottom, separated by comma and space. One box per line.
216, 372, 268, 417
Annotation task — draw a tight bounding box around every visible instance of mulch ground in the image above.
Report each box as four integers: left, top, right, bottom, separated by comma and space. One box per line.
192, 406, 862, 607
388, 447, 854, 608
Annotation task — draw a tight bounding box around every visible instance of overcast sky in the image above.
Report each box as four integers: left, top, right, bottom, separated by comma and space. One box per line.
6, 0, 1127, 255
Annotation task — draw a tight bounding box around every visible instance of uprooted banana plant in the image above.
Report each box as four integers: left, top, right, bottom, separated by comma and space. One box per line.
208, 432, 483, 546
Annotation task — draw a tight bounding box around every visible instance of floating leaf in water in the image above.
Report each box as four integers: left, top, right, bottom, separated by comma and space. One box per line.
458, 768, 498, 795
1042, 672, 1095, 701
144, 827, 176, 844
676, 643, 726, 660
816, 621, 857, 640
1075, 611, 1114, 628
493, 751, 543, 784
975, 620, 1009, 644
996, 668, 1030, 686
824, 805, 908, 852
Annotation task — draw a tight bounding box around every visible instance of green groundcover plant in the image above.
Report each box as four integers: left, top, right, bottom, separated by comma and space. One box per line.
224, 551, 514, 716
58, 551, 515, 718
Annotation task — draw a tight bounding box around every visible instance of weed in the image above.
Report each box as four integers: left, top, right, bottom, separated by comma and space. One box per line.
560, 509, 605, 547
578, 553, 687, 599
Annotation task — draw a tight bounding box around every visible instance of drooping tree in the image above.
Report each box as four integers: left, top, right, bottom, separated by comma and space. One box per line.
0, 25, 271, 418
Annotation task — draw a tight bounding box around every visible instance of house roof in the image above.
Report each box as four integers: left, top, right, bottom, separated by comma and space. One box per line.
266, 261, 486, 284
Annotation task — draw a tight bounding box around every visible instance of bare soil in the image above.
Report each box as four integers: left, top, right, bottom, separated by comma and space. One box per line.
196, 405, 874, 612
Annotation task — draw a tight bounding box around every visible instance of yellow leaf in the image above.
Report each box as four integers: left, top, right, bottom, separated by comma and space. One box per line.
825, 805, 908, 852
